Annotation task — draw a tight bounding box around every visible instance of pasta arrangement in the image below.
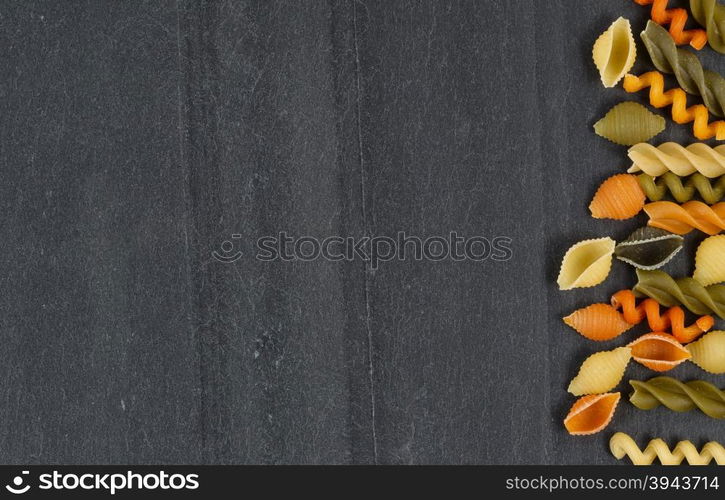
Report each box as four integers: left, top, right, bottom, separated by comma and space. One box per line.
637, 173, 725, 203
629, 377, 725, 419
628, 332, 691, 371
690, 0, 725, 53
610, 432, 725, 465
633, 0, 708, 49
557, 237, 615, 290
693, 234, 725, 285
593, 101, 665, 145
593, 17, 636, 87
623, 71, 725, 140
686, 330, 725, 373
644, 200, 725, 234
614, 226, 683, 269
633, 269, 725, 318
564, 393, 621, 435
628, 142, 725, 177
641, 20, 725, 117
568, 347, 631, 396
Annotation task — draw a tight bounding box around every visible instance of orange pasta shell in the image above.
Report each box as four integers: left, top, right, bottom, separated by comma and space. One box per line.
627, 332, 691, 371
590, 174, 646, 220
563, 303, 633, 341
564, 392, 621, 435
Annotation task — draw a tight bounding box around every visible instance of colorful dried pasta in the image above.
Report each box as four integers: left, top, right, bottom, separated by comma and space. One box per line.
564, 393, 620, 435
641, 20, 725, 117
623, 72, 725, 140
610, 432, 725, 465
628, 142, 725, 178
638, 173, 725, 204
628, 332, 691, 372
611, 289, 714, 344
693, 235, 725, 286
633, 0, 708, 49
614, 226, 683, 270
568, 347, 631, 396
633, 269, 725, 319
590, 174, 646, 220
687, 330, 725, 373
557, 238, 615, 290
593, 102, 665, 145
593, 17, 636, 88
644, 200, 725, 235
629, 377, 725, 419
690, 0, 725, 53
563, 304, 633, 341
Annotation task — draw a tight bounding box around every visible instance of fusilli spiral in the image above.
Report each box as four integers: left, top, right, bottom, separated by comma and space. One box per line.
633, 269, 725, 319
633, 0, 708, 49
610, 432, 725, 465
644, 200, 725, 235
629, 377, 725, 419
638, 173, 725, 204
628, 142, 725, 178
690, 0, 725, 53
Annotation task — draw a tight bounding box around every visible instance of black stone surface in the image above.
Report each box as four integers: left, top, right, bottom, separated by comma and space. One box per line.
0, 0, 721, 464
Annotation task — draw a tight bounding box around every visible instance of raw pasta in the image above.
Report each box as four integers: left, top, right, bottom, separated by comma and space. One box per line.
687, 330, 725, 373
690, 0, 725, 53
644, 200, 725, 235
568, 347, 631, 396
594, 102, 666, 145
623, 72, 725, 140
634, 0, 708, 49
611, 289, 714, 343
693, 235, 725, 285
563, 303, 633, 341
610, 432, 725, 465
637, 173, 725, 204
633, 269, 725, 319
557, 237, 615, 290
564, 393, 620, 435
628, 142, 725, 178
593, 17, 636, 88
641, 20, 725, 117
629, 377, 725, 419
628, 332, 691, 372
614, 226, 683, 270
589, 174, 646, 219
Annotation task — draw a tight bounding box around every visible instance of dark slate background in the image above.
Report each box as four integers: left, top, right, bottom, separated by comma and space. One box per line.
0, 0, 721, 465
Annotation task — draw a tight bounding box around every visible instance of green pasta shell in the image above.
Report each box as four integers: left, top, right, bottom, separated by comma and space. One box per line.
615, 227, 683, 270
594, 102, 665, 146
641, 20, 725, 117
690, 0, 725, 54
633, 269, 725, 318
629, 377, 725, 419
637, 173, 725, 204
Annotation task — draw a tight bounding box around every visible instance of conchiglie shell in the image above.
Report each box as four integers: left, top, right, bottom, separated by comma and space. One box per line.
594, 102, 665, 146
694, 235, 725, 286
687, 330, 725, 374
563, 303, 633, 341
590, 174, 646, 220
557, 237, 616, 290
564, 392, 621, 435
628, 332, 691, 372
568, 347, 631, 396
593, 17, 636, 88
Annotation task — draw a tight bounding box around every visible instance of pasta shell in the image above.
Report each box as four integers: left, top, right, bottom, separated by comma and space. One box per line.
557, 237, 616, 290
594, 101, 665, 146
614, 226, 684, 270
592, 17, 636, 88
590, 174, 646, 220
568, 347, 631, 396
694, 235, 725, 286
563, 303, 633, 341
564, 392, 621, 435
687, 330, 725, 374
628, 332, 691, 372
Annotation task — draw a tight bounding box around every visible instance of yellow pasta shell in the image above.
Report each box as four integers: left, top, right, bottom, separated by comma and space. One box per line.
568, 347, 632, 396
557, 237, 616, 290
694, 235, 725, 286
593, 17, 636, 88
687, 330, 725, 374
